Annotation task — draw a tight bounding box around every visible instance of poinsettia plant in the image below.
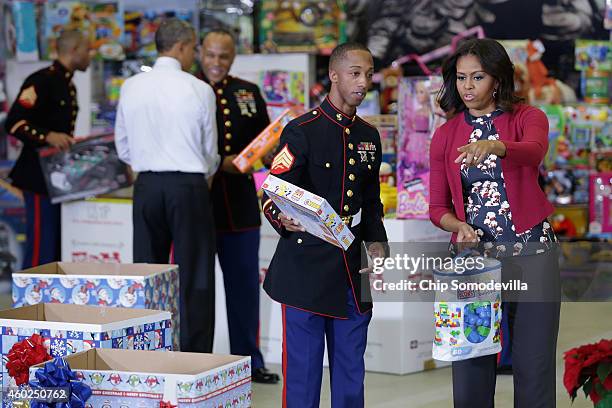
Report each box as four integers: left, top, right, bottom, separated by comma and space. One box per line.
564, 339, 612, 407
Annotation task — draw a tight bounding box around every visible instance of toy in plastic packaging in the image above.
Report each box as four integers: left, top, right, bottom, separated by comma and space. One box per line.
432, 255, 502, 361
396, 76, 445, 219
199, 0, 254, 54
589, 172, 612, 235
575, 40, 612, 72
38, 134, 132, 204
259, 0, 346, 55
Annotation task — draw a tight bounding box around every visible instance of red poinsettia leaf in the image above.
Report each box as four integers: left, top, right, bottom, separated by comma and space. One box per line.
598, 362, 612, 384
604, 374, 612, 391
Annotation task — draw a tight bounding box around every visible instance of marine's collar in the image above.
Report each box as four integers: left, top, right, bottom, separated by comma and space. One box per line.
319, 96, 357, 128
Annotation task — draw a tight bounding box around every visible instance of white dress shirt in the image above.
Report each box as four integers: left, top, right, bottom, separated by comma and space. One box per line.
114, 56, 219, 176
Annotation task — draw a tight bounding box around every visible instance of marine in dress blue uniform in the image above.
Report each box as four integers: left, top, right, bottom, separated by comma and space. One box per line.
199, 29, 279, 383
261, 43, 388, 407
4, 31, 91, 268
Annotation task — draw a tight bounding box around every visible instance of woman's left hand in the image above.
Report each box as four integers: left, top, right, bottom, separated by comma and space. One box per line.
455, 140, 506, 166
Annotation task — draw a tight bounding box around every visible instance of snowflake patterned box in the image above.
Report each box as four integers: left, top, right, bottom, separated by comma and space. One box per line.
39, 348, 252, 407
12, 262, 180, 349
262, 174, 355, 250
0, 303, 172, 388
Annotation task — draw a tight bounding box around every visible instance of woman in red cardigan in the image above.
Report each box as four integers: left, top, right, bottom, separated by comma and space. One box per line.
429, 38, 560, 407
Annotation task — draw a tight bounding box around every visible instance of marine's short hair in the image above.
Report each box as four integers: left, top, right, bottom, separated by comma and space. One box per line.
57, 30, 86, 55
329, 42, 372, 69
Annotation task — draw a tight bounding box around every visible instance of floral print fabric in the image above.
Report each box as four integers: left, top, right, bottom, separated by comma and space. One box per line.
460, 109, 557, 257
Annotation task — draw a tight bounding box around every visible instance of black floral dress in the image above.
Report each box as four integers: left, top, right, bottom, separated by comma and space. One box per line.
460, 109, 557, 257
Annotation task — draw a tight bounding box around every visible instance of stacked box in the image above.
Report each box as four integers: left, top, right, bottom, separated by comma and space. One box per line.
0, 303, 172, 387
12, 262, 180, 349
32, 348, 251, 407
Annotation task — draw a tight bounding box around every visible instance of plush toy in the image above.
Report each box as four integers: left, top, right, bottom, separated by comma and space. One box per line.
526, 40, 562, 103
380, 66, 402, 114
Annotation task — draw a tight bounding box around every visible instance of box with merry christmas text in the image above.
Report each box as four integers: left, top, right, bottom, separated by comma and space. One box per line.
233, 106, 304, 173
12, 262, 180, 349
261, 174, 355, 250
0, 303, 172, 387
40, 348, 252, 407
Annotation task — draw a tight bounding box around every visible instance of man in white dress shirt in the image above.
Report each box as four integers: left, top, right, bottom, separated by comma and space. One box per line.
115, 18, 219, 352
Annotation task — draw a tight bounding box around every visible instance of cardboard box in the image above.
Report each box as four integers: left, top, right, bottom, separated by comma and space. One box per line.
33, 348, 251, 407
12, 262, 179, 350
38, 134, 132, 204
261, 174, 355, 250
0, 303, 172, 387
232, 106, 303, 173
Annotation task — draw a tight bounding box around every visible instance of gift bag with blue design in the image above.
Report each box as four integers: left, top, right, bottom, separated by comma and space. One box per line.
432, 256, 502, 361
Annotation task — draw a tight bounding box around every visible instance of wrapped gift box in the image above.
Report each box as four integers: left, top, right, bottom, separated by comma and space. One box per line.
38, 134, 132, 204
233, 106, 304, 173
12, 262, 179, 349
0, 303, 172, 387
261, 174, 355, 250
34, 348, 251, 407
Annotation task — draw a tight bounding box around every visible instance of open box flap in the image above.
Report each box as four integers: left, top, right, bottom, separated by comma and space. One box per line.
15, 262, 178, 278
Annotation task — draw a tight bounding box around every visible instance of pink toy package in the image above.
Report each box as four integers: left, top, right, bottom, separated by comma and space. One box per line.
396, 76, 446, 219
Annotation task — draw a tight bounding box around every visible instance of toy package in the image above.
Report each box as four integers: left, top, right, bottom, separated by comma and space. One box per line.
89, 2, 124, 60
38, 134, 132, 204
589, 172, 612, 235
432, 257, 502, 362
363, 115, 397, 217
539, 105, 565, 168
124, 8, 193, 58
259, 0, 346, 54
396, 76, 445, 219
199, 0, 254, 54
261, 175, 355, 250
43, 1, 92, 60
575, 40, 612, 71
543, 169, 590, 205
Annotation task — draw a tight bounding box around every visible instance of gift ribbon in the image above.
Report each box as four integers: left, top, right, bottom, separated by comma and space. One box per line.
29, 358, 92, 408
6, 334, 51, 386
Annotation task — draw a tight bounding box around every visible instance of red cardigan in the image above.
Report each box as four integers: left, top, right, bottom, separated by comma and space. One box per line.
429, 104, 554, 240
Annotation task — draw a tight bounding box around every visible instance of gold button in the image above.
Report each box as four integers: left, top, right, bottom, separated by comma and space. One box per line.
225, 133, 232, 140
223, 79, 228, 85
60, 100, 65, 106
345, 128, 350, 135
349, 158, 355, 165
72, 100, 76, 106
225, 145, 231, 152
349, 174, 355, 181
225, 121, 231, 127
344, 205, 349, 212
65, 73, 70, 78
297, 238, 303, 244
71, 120, 75, 126
221, 98, 227, 105
217, 89, 223, 95
325, 162, 331, 168
336, 113, 342, 121
312, 110, 318, 115
24, 126, 29, 131
39, 135, 45, 141
223, 108, 230, 115
368, 165, 372, 170
348, 143, 354, 150
32, 129, 37, 135
70, 91, 75, 96
346, 190, 353, 197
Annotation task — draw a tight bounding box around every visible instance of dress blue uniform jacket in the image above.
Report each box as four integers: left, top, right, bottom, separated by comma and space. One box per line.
262, 96, 388, 318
